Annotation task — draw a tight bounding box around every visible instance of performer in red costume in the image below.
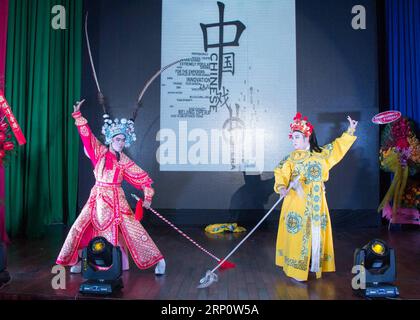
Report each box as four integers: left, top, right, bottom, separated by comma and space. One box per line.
56, 99, 166, 275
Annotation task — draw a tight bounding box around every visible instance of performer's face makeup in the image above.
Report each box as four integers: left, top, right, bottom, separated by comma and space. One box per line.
111, 134, 126, 152
291, 131, 309, 150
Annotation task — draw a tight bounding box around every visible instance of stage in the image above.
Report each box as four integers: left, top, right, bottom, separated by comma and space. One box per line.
0, 224, 419, 300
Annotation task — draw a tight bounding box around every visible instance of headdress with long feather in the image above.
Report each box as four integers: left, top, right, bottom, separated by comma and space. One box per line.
85, 12, 185, 148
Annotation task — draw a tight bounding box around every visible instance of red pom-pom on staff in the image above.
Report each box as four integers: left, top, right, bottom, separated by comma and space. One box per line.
219, 260, 236, 270
135, 198, 144, 221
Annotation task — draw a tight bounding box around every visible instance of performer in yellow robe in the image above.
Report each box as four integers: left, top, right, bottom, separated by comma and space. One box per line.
274, 113, 358, 281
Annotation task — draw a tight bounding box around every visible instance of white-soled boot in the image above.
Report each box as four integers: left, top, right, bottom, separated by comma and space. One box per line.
154, 259, 166, 275
70, 260, 81, 273
70, 249, 82, 273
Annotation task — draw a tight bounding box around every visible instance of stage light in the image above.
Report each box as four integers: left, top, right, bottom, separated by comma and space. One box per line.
92, 240, 105, 253
353, 239, 399, 298
79, 237, 123, 295
0, 242, 11, 287
371, 242, 385, 255
87, 237, 113, 268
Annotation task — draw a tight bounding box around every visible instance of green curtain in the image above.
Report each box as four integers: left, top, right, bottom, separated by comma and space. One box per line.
5, 0, 82, 238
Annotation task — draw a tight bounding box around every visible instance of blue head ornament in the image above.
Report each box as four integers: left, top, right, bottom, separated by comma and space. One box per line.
101, 114, 137, 148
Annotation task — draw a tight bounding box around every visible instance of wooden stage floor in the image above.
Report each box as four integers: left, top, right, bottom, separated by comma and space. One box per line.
0, 225, 419, 300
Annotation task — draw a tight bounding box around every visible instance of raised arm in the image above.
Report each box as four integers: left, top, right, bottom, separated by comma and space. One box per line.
72, 99, 106, 167
323, 116, 358, 170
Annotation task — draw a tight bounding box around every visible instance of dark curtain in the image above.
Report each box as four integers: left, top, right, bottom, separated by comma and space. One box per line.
386, 0, 420, 125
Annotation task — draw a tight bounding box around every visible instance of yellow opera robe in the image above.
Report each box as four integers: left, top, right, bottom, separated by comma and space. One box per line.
274, 131, 357, 281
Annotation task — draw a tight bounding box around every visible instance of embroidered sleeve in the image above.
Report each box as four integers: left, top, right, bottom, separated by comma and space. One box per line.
322, 131, 357, 170
273, 156, 293, 194
72, 111, 106, 166
123, 161, 154, 202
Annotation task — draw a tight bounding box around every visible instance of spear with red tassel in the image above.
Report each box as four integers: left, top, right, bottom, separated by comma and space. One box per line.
131, 193, 235, 270
197, 176, 300, 288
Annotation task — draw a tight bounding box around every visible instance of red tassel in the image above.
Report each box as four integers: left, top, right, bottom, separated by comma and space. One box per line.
135, 198, 144, 221
105, 152, 114, 170
219, 260, 236, 270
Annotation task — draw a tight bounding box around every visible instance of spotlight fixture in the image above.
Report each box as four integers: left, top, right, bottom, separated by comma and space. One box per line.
353, 239, 399, 298
79, 237, 123, 295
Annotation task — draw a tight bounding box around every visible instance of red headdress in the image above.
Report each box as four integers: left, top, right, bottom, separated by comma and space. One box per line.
289, 112, 314, 139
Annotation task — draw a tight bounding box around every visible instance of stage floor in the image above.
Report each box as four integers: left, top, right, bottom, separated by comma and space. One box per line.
0, 224, 419, 300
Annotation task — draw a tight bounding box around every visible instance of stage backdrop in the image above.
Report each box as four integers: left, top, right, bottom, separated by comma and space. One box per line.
160, 0, 296, 172
80, 0, 380, 226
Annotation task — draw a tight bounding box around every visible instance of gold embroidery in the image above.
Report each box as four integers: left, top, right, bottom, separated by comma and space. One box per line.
289, 150, 310, 163
91, 190, 115, 231
75, 116, 88, 126
80, 126, 89, 137
120, 214, 163, 269
118, 153, 132, 166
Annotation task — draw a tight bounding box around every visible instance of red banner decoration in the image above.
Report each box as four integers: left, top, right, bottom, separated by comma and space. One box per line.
0, 91, 26, 145
372, 111, 402, 124
0, 0, 9, 244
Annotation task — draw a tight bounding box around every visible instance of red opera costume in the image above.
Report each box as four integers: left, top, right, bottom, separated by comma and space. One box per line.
56, 111, 163, 269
